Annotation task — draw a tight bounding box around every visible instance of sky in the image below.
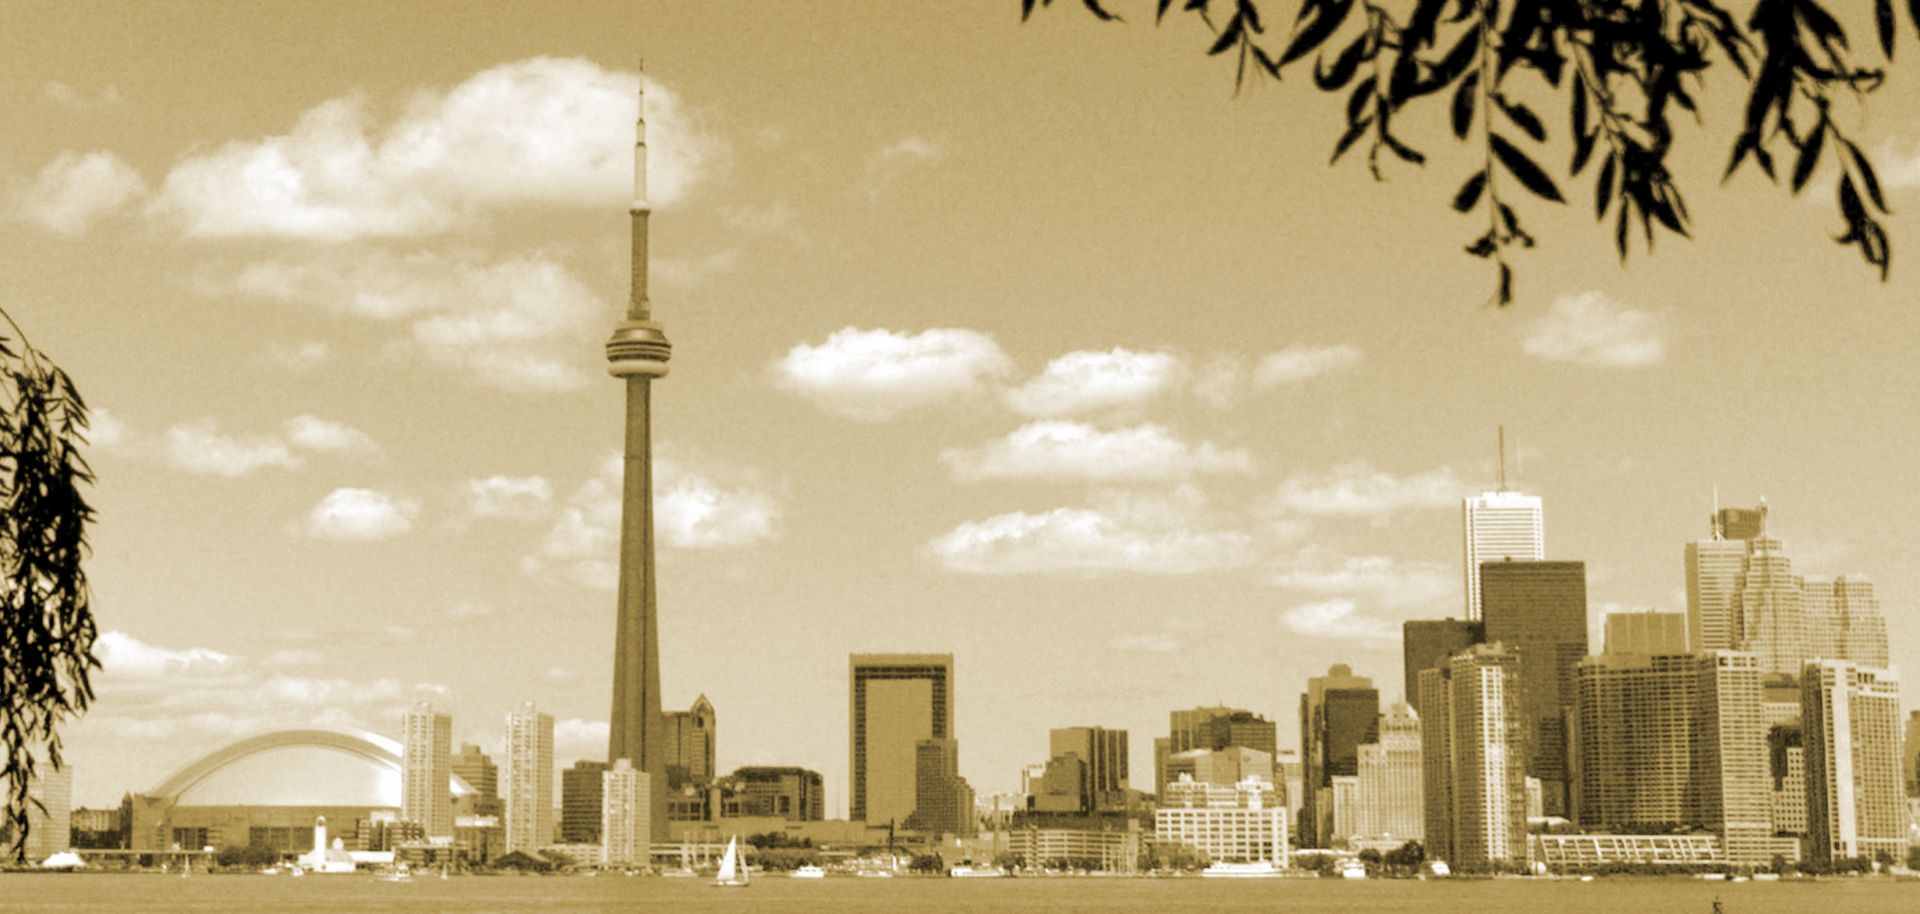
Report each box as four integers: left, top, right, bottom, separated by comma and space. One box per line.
5, 1, 1919, 812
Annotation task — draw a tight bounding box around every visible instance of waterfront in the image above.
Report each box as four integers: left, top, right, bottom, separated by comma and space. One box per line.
0, 874, 1914, 913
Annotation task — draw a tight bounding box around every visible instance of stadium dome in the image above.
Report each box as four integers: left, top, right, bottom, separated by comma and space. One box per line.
147, 727, 471, 807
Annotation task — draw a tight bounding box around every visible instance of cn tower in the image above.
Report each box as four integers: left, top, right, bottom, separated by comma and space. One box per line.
605, 74, 672, 841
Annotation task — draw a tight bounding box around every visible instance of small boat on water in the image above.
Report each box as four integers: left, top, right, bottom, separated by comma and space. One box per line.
949, 865, 1006, 878
712, 836, 749, 888
1201, 860, 1283, 879
660, 867, 696, 878
855, 868, 894, 878
1340, 859, 1367, 880
791, 865, 826, 879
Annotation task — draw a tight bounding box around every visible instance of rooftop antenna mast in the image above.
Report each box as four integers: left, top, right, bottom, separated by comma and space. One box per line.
1497, 425, 1508, 491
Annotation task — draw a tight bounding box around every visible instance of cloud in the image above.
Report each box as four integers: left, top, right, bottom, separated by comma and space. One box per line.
72, 630, 442, 789
942, 421, 1252, 483
772, 327, 1011, 422
43, 82, 125, 110
13, 150, 147, 235
163, 419, 302, 477
206, 249, 599, 393
283, 414, 379, 456
1191, 355, 1246, 410
865, 135, 942, 200
1252, 344, 1363, 388
927, 488, 1254, 576
261, 341, 331, 372
88, 408, 130, 448
1270, 462, 1463, 518
653, 249, 741, 289
1268, 546, 1454, 608
464, 475, 552, 520
529, 451, 781, 589
1281, 599, 1398, 647
150, 58, 722, 241
1522, 291, 1667, 367
302, 487, 419, 541
1002, 348, 1183, 418
554, 718, 610, 763
721, 201, 800, 236
1880, 136, 1920, 189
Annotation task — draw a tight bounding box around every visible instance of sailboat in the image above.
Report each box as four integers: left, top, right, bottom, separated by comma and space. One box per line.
712, 836, 750, 888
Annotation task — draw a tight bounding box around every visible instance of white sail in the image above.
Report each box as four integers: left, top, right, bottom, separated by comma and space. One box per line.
716, 837, 738, 884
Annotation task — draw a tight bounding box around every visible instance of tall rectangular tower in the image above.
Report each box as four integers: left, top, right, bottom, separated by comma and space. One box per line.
1462, 491, 1544, 620
1403, 618, 1483, 718
1049, 726, 1130, 813
1355, 702, 1424, 843
451, 743, 500, 817
561, 760, 610, 844
1801, 660, 1906, 864
1299, 664, 1378, 847
600, 759, 650, 868
401, 703, 452, 839
1443, 644, 1529, 868
1479, 559, 1587, 817
1739, 534, 1807, 677
662, 695, 715, 788
849, 653, 953, 826
504, 703, 555, 854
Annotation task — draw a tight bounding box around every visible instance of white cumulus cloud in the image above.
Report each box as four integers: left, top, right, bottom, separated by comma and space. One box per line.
13, 150, 147, 235
772, 327, 1011, 422
1252, 344, 1362, 388
1281, 599, 1398, 647
942, 421, 1251, 483
866, 135, 943, 200
529, 451, 781, 589
1270, 462, 1462, 518
1268, 546, 1454, 608
927, 489, 1253, 576
163, 419, 302, 477
283, 414, 379, 456
302, 487, 419, 541
464, 475, 552, 520
1523, 291, 1667, 367
150, 58, 722, 241
1002, 348, 1183, 418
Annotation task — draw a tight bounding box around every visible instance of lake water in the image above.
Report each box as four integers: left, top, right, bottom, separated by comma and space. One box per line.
0, 873, 1912, 913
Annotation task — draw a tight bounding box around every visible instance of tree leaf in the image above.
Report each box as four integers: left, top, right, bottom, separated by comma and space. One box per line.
1596, 154, 1616, 220
1451, 70, 1477, 140
1497, 95, 1546, 142
1315, 34, 1369, 90
1279, 0, 1354, 66
1453, 169, 1487, 212
1331, 115, 1372, 162
1843, 138, 1889, 212
1875, 0, 1895, 57
1428, 26, 1479, 86
1490, 133, 1564, 202
1347, 74, 1375, 124
1209, 12, 1244, 56
1792, 121, 1826, 193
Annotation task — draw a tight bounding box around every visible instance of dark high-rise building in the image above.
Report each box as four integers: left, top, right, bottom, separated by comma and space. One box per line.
1715, 504, 1768, 542
1300, 664, 1378, 847
1904, 710, 1920, 798
663, 695, 715, 789
560, 760, 610, 844
721, 767, 825, 821
451, 743, 501, 818
1479, 559, 1587, 817
1204, 712, 1278, 755
1155, 706, 1248, 795
1403, 619, 1483, 718
849, 653, 953, 826
908, 738, 974, 836
1048, 726, 1131, 814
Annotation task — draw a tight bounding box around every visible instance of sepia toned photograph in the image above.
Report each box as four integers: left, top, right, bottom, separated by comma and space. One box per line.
2, 1, 1918, 911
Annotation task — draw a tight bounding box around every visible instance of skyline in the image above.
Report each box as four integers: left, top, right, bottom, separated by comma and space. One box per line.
5, 1, 1919, 815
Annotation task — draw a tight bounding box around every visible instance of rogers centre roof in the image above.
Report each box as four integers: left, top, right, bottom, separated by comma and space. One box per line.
147, 727, 475, 808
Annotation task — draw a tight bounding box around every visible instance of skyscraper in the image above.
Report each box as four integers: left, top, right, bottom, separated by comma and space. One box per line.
1156, 705, 1254, 795
1403, 618, 1483, 718
504, 703, 554, 854
1903, 711, 1920, 799
1602, 610, 1687, 656
1715, 504, 1768, 542
451, 743, 500, 817
1576, 649, 1777, 864
1739, 533, 1807, 677
1299, 664, 1378, 847
401, 702, 452, 839
1354, 702, 1423, 844
1462, 490, 1544, 620
20, 766, 72, 862
908, 738, 974, 836
1831, 577, 1888, 668
1479, 559, 1587, 817
663, 695, 715, 789
1424, 644, 1528, 869
600, 759, 650, 868
561, 760, 610, 844
1048, 726, 1130, 814
849, 653, 953, 826
1686, 538, 1749, 652
1801, 660, 1906, 864
605, 69, 675, 844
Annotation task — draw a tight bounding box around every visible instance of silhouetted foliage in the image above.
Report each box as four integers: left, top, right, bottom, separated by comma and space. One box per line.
1021, 0, 1916, 304
909, 852, 946, 873
0, 309, 97, 863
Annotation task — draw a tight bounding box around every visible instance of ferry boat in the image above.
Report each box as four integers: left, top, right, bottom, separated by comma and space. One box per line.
949, 865, 1006, 878
1339, 859, 1367, 880
1200, 860, 1283, 878
791, 865, 826, 879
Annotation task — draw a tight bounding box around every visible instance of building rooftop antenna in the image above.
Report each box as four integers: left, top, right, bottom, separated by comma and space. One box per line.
1497, 425, 1508, 491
